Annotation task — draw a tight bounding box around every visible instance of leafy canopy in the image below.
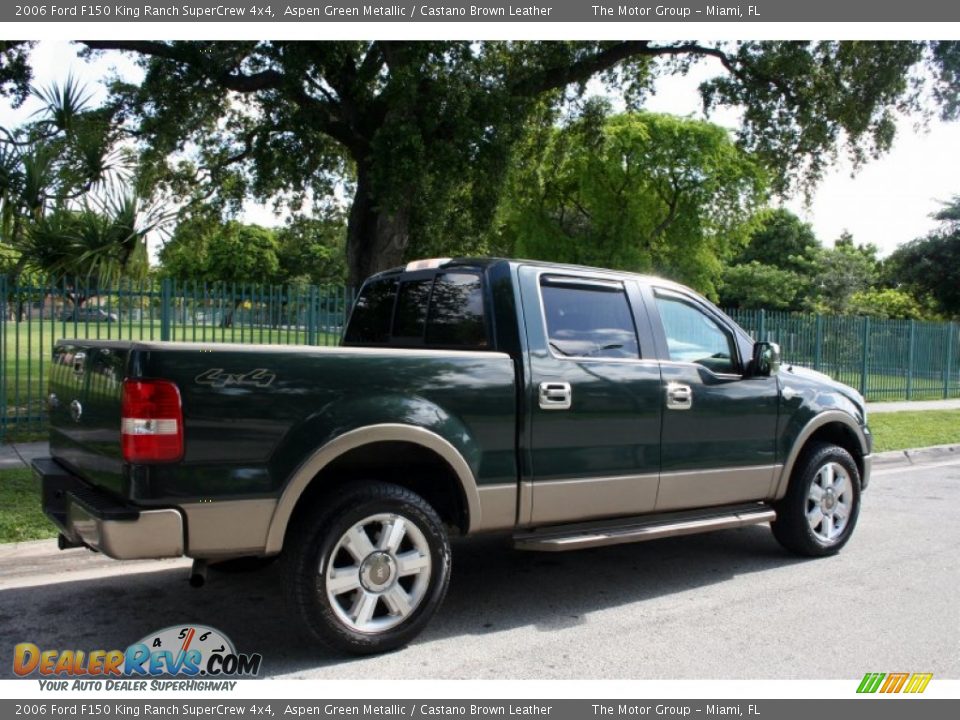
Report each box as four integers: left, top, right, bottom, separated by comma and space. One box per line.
159, 217, 281, 286
496, 107, 767, 299
0, 40, 954, 284
0, 74, 162, 286
158, 213, 347, 286
884, 197, 960, 317
719, 208, 820, 311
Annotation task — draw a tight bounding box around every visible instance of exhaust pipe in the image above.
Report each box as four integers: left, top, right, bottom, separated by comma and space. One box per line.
189, 559, 208, 588
57, 533, 84, 550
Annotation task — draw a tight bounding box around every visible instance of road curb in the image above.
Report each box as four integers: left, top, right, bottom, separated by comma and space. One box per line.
872, 443, 960, 469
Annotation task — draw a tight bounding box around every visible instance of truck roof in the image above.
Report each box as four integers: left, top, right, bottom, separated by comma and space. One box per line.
370, 257, 691, 293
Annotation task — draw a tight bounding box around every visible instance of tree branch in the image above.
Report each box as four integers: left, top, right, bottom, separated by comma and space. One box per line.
511, 41, 656, 96
511, 41, 799, 108
80, 41, 284, 93
356, 42, 386, 85
650, 179, 682, 240
81, 40, 366, 155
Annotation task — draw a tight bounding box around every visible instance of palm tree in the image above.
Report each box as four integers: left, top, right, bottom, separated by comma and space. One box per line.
1, 76, 164, 316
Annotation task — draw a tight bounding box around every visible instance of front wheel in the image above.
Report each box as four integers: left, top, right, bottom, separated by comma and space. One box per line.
284, 482, 451, 655
771, 442, 861, 557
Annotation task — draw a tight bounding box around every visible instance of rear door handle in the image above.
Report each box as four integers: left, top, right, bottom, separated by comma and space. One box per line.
539, 382, 572, 410
666, 382, 692, 410
73, 351, 86, 378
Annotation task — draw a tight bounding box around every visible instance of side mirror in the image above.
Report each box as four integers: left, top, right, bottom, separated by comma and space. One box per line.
751, 341, 781, 377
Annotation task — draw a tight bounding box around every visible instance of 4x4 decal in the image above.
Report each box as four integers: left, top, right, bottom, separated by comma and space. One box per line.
195, 368, 276, 388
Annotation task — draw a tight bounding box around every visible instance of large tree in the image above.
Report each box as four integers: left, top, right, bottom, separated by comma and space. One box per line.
719, 208, 820, 310
885, 197, 960, 317
159, 216, 281, 285
496, 107, 767, 298
4, 40, 957, 286
811, 232, 880, 315
732, 208, 819, 274
158, 213, 347, 286
275, 214, 347, 286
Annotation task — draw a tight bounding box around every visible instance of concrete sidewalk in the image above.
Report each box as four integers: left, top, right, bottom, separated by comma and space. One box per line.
866, 398, 960, 413
0, 441, 47, 470
2, 398, 958, 470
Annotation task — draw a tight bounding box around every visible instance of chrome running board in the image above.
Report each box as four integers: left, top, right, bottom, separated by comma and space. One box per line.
513, 503, 776, 552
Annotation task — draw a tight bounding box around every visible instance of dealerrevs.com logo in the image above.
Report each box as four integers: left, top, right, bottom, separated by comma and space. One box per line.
13, 625, 262, 690
857, 672, 933, 694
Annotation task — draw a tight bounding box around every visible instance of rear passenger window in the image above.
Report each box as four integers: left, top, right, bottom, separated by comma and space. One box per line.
541, 279, 640, 359
343, 278, 397, 344
393, 279, 433, 340
427, 273, 487, 348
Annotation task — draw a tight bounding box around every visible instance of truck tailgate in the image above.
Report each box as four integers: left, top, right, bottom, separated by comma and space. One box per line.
48, 341, 132, 496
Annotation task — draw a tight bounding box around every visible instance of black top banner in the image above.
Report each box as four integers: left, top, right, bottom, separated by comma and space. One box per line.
5, 0, 960, 22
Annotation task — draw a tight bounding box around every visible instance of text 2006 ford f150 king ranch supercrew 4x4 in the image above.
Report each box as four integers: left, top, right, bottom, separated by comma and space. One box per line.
34, 258, 872, 654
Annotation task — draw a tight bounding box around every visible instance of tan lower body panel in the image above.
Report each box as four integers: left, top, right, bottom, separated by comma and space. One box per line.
473, 484, 518, 531
181, 499, 277, 558
531, 473, 659, 525
655, 464, 781, 512
67, 502, 184, 560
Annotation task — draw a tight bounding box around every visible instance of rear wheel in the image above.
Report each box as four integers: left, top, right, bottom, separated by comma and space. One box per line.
284, 482, 451, 655
772, 442, 861, 557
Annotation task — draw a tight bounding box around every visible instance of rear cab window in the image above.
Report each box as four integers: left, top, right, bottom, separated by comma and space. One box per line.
344, 270, 490, 350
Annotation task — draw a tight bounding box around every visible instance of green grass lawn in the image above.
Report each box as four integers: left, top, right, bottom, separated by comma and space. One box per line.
2, 409, 960, 543
868, 409, 960, 453
0, 468, 57, 543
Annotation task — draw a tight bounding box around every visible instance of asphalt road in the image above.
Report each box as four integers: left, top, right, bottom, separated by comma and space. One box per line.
2, 457, 958, 680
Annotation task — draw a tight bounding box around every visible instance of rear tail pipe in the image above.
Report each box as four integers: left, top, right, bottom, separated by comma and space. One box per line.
189, 559, 208, 588
57, 533, 85, 550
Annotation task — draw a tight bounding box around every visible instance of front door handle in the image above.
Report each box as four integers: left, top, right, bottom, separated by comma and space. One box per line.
666, 382, 693, 410
539, 382, 572, 410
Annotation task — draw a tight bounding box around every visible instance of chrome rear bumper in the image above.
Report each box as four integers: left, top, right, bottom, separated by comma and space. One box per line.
33, 457, 184, 560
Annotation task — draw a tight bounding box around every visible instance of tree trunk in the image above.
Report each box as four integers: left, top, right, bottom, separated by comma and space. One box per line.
5, 255, 29, 321
346, 165, 411, 289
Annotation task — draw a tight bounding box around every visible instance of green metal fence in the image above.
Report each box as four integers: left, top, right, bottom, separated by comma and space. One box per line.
3, 280, 960, 442
728, 308, 959, 401
1, 277, 353, 440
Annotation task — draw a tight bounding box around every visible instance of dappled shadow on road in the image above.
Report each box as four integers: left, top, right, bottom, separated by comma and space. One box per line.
0, 525, 806, 678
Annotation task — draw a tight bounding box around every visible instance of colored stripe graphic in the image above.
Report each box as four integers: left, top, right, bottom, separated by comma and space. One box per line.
857, 672, 932, 694
904, 674, 933, 694
857, 673, 885, 693
880, 672, 910, 693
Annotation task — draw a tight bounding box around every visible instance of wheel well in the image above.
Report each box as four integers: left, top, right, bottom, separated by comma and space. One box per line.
802, 422, 865, 480
285, 441, 469, 542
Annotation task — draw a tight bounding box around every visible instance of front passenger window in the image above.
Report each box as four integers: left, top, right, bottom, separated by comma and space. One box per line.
655, 293, 739, 374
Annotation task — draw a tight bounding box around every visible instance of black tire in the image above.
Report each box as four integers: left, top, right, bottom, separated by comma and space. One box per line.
209, 556, 277, 573
284, 481, 451, 655
772, 442, 861, 557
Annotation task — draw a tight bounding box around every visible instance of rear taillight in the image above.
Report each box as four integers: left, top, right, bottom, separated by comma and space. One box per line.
121, 380, 184, 463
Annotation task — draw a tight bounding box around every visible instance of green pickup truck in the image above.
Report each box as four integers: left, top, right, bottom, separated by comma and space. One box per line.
35, 258, 871, 654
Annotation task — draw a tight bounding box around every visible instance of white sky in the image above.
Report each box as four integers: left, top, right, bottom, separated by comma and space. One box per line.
639, 59, 960, 253
2, 41, 958, 257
